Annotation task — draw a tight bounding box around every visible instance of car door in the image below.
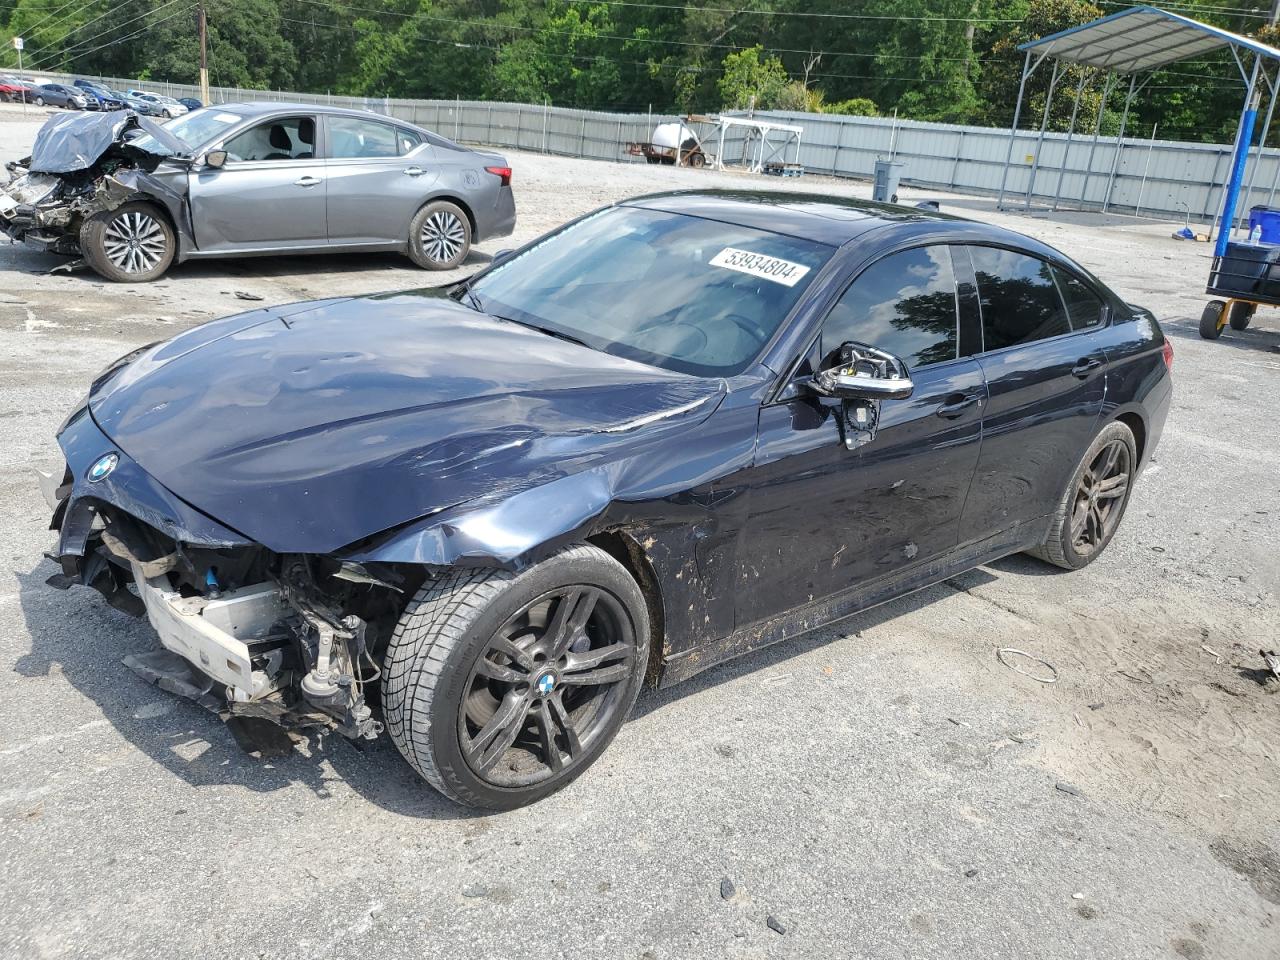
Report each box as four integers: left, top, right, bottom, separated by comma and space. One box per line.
323, 116, 439, 244
956, 245, 1108, 545
734, 245, 987, 628
186, 114, 326, 252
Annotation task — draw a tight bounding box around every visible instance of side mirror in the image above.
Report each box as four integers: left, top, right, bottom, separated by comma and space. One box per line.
812, 342, 913, 401
491, 248, 516, 265
204, 149, 228, 169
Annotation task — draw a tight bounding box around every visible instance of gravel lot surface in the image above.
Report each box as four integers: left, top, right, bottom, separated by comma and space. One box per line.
2, 104, 1278, 960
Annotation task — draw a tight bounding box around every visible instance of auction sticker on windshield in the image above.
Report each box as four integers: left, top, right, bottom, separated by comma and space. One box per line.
709, 247, 810, 287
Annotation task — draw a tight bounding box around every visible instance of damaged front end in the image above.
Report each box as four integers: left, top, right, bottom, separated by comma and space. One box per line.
1, 110, 188, 256
45, 410, 415, 744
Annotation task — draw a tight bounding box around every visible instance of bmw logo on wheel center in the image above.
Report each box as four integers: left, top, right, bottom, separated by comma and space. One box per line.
86, 453, 118, 483
536, 673, 556, 696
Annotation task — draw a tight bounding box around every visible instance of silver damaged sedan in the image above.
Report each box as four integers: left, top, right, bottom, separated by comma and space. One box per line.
0, 102, 516, 282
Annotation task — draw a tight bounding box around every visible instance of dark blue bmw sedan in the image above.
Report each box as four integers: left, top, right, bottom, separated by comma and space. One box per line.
43, 191, 1172, 809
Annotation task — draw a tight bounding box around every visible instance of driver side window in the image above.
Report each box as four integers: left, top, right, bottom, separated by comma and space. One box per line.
822, 246, 960, 370
223, 116, 317, 162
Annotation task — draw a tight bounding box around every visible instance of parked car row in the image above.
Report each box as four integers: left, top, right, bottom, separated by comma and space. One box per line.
0, 76, 203, 116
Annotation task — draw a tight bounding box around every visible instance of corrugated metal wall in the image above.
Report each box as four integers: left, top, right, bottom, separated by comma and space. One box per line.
36, 69, 1280, 224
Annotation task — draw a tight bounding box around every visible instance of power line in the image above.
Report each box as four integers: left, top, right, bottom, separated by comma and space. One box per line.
25, 4, 194, 73
26, 0, 191, 71
18, 0, 97, 36
24, 0, 157, 68
288, 0, 1001, 64
558, 0, 1024, 23
275, 14, 963, 86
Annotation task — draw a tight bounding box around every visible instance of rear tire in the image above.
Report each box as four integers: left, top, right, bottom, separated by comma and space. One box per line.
34, 96, 45, 107
80, 200, 175, 283
1228, 300, 1255, 330
382, 544, 650, 809
407, 199, 471, 270
1028, 420, 1137, 570
1200, 300, 1226, 339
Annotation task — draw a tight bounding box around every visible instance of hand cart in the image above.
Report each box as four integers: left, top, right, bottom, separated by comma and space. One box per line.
1201, 239, 1277, 338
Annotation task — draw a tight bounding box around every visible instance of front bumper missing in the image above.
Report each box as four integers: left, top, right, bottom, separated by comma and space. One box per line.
130, 562, 290, 703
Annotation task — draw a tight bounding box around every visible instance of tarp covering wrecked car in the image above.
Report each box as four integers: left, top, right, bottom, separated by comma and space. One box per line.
27, 109, 187, 174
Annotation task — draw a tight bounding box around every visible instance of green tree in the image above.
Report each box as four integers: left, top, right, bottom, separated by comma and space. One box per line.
717, 45, 789, 111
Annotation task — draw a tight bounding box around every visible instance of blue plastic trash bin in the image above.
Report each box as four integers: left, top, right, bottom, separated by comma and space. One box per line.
1247, 205, 1280, 244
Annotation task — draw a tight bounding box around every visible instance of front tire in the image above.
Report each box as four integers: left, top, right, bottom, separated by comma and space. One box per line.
383, 544, 650, 809
80, 201, 175, 283
34, 96, 45, 107
1029, 421, 1138, 570
407, 200, 471, 270
1200, 300, 1226, 339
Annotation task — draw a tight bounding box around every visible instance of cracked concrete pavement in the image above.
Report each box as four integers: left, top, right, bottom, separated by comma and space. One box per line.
1, 107, 1278, 959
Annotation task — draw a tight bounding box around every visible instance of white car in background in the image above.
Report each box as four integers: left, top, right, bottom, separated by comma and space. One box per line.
127, 90, 188, 119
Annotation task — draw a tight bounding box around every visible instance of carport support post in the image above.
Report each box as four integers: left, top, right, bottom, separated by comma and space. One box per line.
996, 50, 1032, 210
1216, 56, 1263, 256
1103, 74, 1138, 214
1025, 59, 1063, 210
1239, 63, 1280, 230
1080, 72, 1117, 210
1053, 69, 1089, 211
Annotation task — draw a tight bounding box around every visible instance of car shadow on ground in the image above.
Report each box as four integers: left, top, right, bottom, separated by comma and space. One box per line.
9, 245, 494, 286
13, 559, 482, 821
13, 552, 1044, 819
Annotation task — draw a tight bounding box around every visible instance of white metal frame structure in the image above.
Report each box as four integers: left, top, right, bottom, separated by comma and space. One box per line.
713, 115, 804, 173
995, 5, 1280, 254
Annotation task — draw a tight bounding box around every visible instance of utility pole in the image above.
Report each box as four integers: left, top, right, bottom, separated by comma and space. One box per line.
198, 1, 209, 106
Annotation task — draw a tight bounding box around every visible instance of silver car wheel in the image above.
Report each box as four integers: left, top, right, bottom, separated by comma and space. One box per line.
102, 211, 167, 274
421, 210, 465, 263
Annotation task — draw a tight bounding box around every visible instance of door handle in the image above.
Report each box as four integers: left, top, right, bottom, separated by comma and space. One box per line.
403, 166, 424, 177
294, 175, 322, 187
935, 393, 981, 419
1071, 356, 1103, 378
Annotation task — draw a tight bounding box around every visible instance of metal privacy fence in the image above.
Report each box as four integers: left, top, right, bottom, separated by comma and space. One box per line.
36, 69, 1280, 225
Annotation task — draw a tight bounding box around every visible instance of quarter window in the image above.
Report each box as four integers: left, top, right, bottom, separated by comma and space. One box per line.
969, 247, 1071, 350
1052, 266, 1106, 329
821, 246, 959, 369
328, 116, 400, 158
396, 127, 424, 155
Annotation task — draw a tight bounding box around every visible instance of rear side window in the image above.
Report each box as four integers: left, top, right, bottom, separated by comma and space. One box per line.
1052, 266, 1105, 329
822, 246, 959, 369
970, 247, 1071, 351
328, 116, 400, 158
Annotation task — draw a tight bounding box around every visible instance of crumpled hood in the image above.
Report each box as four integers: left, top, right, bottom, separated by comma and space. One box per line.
87, 290, 723, 554
28, 110, 186, 174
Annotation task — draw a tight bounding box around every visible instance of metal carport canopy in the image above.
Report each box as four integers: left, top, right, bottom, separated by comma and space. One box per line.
1018, 5, 1278, 75
1000, 6, 1280, 257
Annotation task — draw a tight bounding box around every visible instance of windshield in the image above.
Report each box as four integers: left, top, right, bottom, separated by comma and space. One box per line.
132, 108, 242, 152
468, 206, 832, 377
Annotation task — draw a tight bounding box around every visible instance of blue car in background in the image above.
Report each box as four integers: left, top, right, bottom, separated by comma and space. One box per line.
72, 80, 125, 110
177, 97, 203, 111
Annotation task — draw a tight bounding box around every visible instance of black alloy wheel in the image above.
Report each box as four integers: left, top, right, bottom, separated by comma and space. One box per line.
459, 585, 637, 787
382, 543, 650, 809
1069, 437, 1132, 558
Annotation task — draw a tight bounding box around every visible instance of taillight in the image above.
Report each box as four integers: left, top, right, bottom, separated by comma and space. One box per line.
485, 165, 512, 187
1162, 338, 1174, 371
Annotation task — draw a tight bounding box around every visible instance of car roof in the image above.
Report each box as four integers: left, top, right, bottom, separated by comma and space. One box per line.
623, 190, 1051, 255
214, 101, 421, 126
